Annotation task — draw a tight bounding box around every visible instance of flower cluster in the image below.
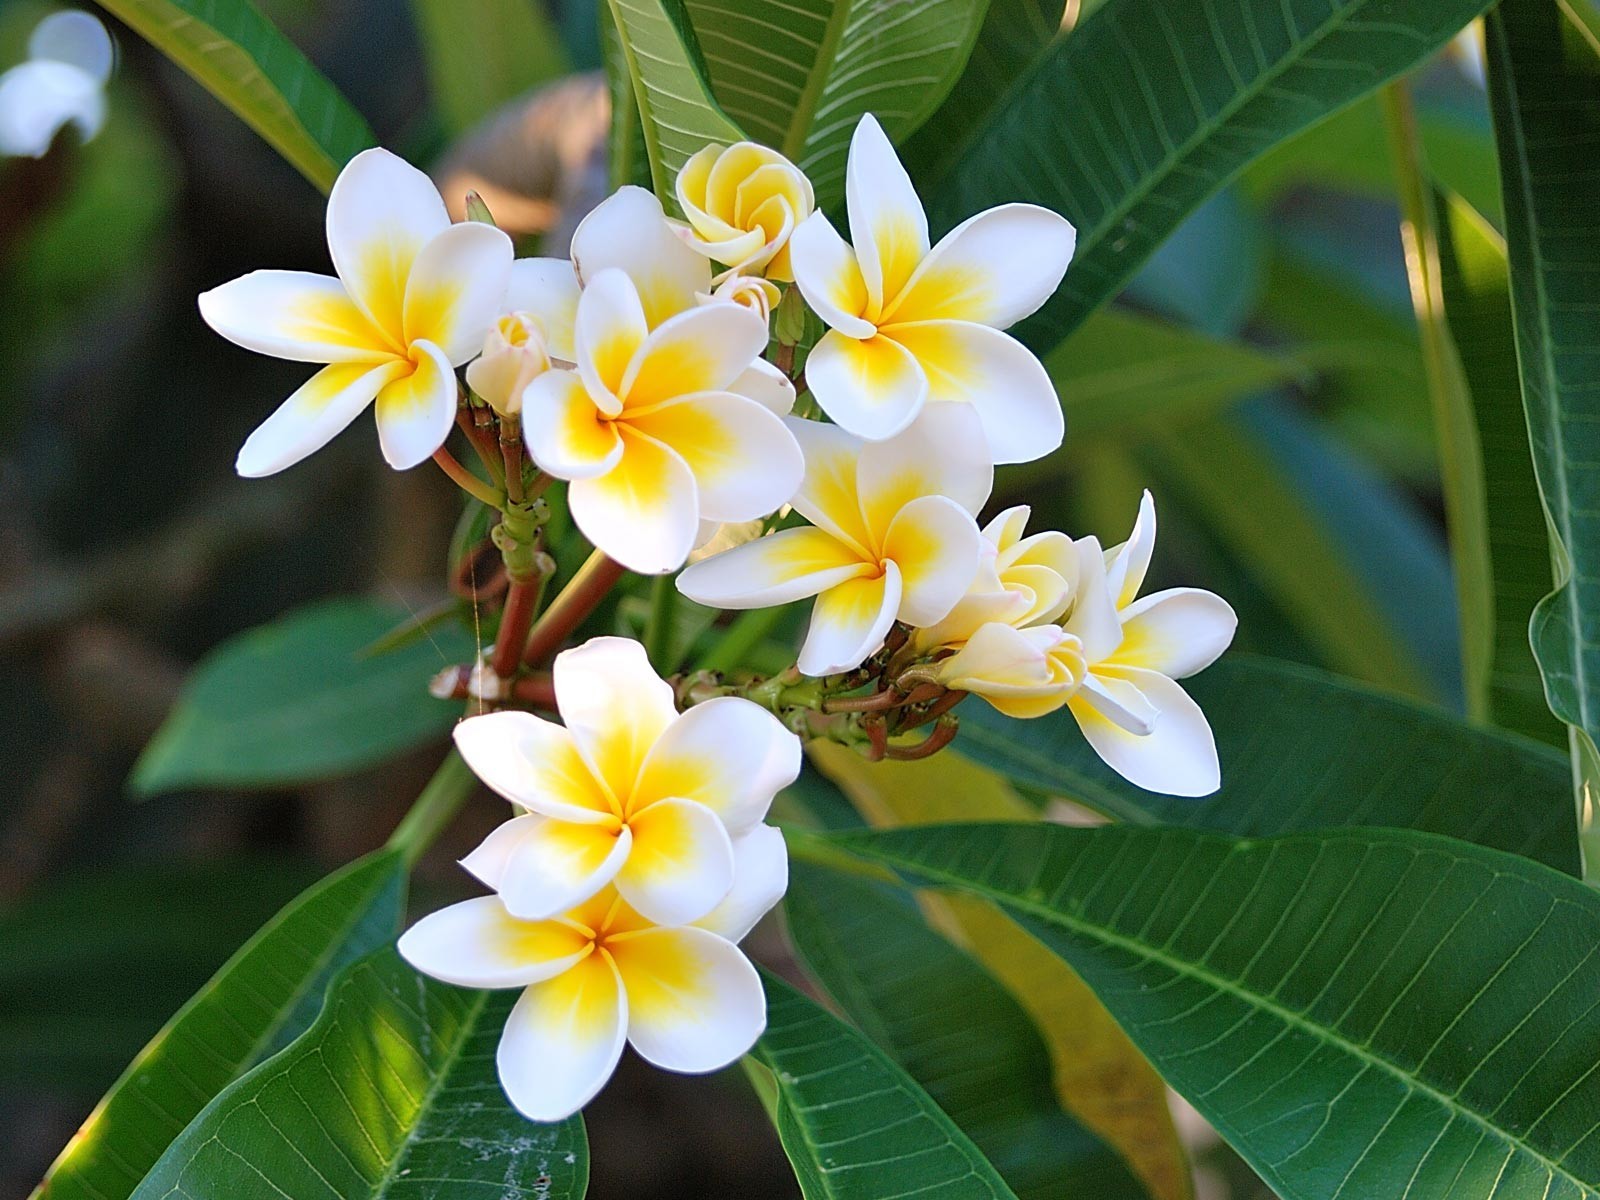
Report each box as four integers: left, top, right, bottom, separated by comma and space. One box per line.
202, 108, 1237, 1120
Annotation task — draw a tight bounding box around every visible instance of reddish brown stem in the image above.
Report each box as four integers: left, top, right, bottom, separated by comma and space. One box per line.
895, 688, 967, 734
521, 551, 627, 666
432, 446, 502, 508
824, 689, 904, 714
864, 716, 888, 762
499, 424, 525, 504
455, 406, 503, 482
490, 576, 539, 679
885, 716, 959, 760
511, 673, 557, 709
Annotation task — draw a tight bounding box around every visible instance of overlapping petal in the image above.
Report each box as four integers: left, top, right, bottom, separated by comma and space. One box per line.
676, 526, 874, 609
805, 329, 927, 442
234, 358, 408, 478
845, 113, 928, 318
620, 302, 770, 409
610, 927, 765, 1072
1065, 536, 1125, 662
1105, 489, 1157, 609
798, 561, 903, 676
694, 824, 788, 944
372, 338, 458, 470
497, 952, 627, 1122
575, 268, 649, 416
401, 220, 514, 364
635, 698, 801, 832
570, 186, 709, 327
396, 896, 591, 989
198, 271, 392, 363
789, 212, 874, 338
504, 257, 580, 362
613, 797, 735, 926
567, 430, 701, 574
785, 417, 875, 555
552, 637, 679, 805
880, 494, 982, 627
1069, 667, 1220, 797
728, 358, 797, 415
1113, 588, 1238, 679
497, 819, 633, 921
855, 403, 993, 534
522, 370, 624, 479
625, 392, 802, 522
888, 203, 1075, 328
452, 710, 615, 824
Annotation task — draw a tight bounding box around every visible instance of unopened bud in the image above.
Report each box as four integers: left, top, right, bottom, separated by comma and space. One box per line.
699, 274, 781, 324
774, 284, 807, 346
465, 312, 551, 418
464, 191, 497, 226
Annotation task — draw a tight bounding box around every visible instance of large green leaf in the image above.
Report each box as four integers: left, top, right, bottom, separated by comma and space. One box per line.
603, 0, 744, 204
1435, 188, 1564, 745
684, 0, 990, 206
409, 0, 570, 134
954, 654, 1580, 875
752, 970, 1019, 1200
935, 0, 1495, 355
131, 948, 589, 1200
784, 862, 1150, 1200
1486, 0, 1600, 860
34, 850, 408, 1200
133, 598, 474, 794
94, 0, 373, 192
828, 822, 1600, 1200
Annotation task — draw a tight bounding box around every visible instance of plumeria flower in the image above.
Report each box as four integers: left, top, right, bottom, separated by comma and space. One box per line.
788, 114, 1075, 462
675, 141, 814, 282
934, 621, 1087, 720
199, 148, 513, 475
517, 190, 802, 573
678, 405, 989, 676
452, 636, 801, 926
399, 824, 786, 1122
0, 10, 111, 159
1064, 492, 1235, 796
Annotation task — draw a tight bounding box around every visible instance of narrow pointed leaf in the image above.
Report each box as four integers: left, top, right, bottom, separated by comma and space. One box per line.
95, 0, 373, 192
831, 822, 1600, 1200
34, 850, 408, 1200
955, 654, 1579, 875
752, 970, 1019, 1200
785, 861, 1152, 1199
935, 0, 1496, 354
131, 948, 589, 1200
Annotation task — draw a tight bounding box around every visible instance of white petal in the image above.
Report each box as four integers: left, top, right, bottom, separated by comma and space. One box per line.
568, 430, 702, 574
695, 824, 788, 943
553, 636, 679, 805
1078, 670, 1159, 735
845, 113, 928, 318
614, 797, 735, 926
235, 359, 407, 478
728, 358, 796, 415
789, 211, 874, 338
505, 257, 580, 362
498, 818, 633, 921
398, 896, 590, 989
522, 369, 624, 480
326, 148, 450, 339
30, 12, 114, 83
498, 953, 627, 1121
0, 60, 102, 158
1070, 667, 1220, 797
570, 185, 710, 326
937, 622, 1058, 695
889, 203, 1075, 329
1115, 588, 1237, 679
1065, 536, 1124, 662
1105, 489, 1157, 609
797, 560, 903, 676
611, 927, 765, 1072
636, 698, 801, 832
621, 301, 769, 407
881, 321, 1062, 465
676, 527, 874, 609
452, 710, 616, 824
403, 221, 514, 364
856, 402, 993, 534
880, 494, 983, 627
625, 391, 802, 523
373, 339, 457, 470
575, 268, 648, 416
198, 271, 391, 363
784, 416, 875, 555
806, 329, 928, 442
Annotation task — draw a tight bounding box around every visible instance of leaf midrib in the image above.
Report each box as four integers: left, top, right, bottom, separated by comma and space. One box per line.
782, 0, 854, 160
861, 839, 1597, 1197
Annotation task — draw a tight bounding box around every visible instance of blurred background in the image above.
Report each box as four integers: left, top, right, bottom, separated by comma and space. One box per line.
0, 1, 1500, 1195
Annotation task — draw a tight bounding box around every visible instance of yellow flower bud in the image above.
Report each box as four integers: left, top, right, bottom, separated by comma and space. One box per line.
465, 312, 551, 418
935, 623, 1087, 720
698, 274, 782, 323
675, 142, 815, 282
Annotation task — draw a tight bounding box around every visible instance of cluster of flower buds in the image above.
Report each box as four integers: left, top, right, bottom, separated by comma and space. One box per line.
199, 110, 1235, 1120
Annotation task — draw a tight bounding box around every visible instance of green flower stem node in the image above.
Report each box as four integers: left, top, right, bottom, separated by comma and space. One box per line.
492, 497, 551, 581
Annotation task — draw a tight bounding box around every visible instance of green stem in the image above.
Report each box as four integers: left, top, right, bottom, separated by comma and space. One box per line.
699, 606, 788, 673
644, 574, 678, 672
386, 751, 478, 868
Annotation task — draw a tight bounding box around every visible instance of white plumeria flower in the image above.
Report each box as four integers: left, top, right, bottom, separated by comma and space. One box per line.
0, 10, 112, 158
399, 823, 786, 1122
451, 636, 801, 927
199, 148, 513, 475
787, 114, 1075, 462
505, 185, 799, 573
674, 141, 815, 282
1061, 491, 1236, 796
935, 621, 1087, 718
913, 504, 1078, 652
678, 405, 990, 676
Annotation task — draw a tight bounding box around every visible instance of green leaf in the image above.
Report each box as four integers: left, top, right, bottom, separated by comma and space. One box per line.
0, 859, 319, 1092
1434, 188, 1565, 745
784, 862, 1151, 1200
829, 822, 1600, 1200
603, 0, 744, 204
94, 0, 374, 192
130, 947, 589, 1200
954, 654, 1580, 876
752, 969, 1020, 1200
34, 850, 408, 1200
684, 0, 991, 206
133, 598, 475, 794
936, 0, 1496, 354
409, 0, 570, 134
1486, 0, 1600, 861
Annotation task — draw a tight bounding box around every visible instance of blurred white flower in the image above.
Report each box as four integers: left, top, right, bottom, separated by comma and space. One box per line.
0, 10, 113, 159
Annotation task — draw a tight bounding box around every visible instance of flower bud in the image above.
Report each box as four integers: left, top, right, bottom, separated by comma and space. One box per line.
935, 623, 1087, 720
698, 274, 781, 323
465, 312, 551, 418
675, 142, 815, 282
